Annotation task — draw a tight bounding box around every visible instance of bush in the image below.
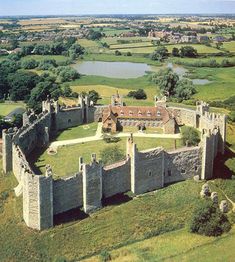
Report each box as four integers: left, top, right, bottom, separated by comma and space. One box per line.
115, 50, 122, 56
181, 126, 200, 146
126, 51, 132, 56
103, 135, 121, 143
189, 201, 231, 237
150, 46, 169, 61
228, 111, 235, 122
127, 89, 147, 100
100, 250, 111, 262
100, 145, 125, 165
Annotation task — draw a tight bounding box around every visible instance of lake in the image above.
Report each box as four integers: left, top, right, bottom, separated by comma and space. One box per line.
73, 61, 153, 79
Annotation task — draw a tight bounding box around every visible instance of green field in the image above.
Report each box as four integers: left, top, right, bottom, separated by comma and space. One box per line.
0, 102, 25, 117
85, 227, 235, 262
189, 67, 235, 101
21, 54, 69, 63
33, 137, 183, 177
55, 122, 98, 141
222, 41, 235, 52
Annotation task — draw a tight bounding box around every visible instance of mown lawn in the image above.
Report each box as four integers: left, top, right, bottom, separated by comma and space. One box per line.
0, 102, 25, 116
55, 122, 98, 141
34, 137, 183, 177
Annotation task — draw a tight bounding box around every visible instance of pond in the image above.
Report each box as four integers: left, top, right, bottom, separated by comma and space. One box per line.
73, 61, 153, 79
73, 61, 212, 85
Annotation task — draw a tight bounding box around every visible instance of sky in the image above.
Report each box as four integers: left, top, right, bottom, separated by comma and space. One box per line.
0, 0, 235, 16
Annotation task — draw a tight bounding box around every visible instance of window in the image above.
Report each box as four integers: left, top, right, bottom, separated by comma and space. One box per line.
120, 110, 124, 116
148, 171, 152, 177
181, 169, 186, 174
129, 111, 133, 116
147, 111, 151, 117
195, 166, 198, 171
168, 170, 171, 176
157, 111, 161, 117
68, 119, 71, 124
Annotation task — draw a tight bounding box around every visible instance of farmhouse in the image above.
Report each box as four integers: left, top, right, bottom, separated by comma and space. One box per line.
102, 105, 175, 133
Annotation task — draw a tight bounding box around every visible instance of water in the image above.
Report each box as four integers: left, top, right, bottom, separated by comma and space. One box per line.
73, 61, 211, 85
73, 61, 153, 79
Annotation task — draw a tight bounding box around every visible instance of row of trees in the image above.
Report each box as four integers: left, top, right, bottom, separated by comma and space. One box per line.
150, 46, 199, 62
21, 38, 85, 59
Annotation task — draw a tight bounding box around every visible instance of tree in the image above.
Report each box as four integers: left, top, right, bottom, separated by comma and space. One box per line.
151, 68, 179, 96
181, 126, 200, 146
189, 201, 231, 237
88, 90, 101, 104
69, 43, 84, 59
150, 46, 169, 61
127, 89, 147, 100
21, 59, 39, 69
100, 145, 125, 165
56, 66, 80, 82
175, 79, 196, 101
7, 71, 40, 101
180, 46, 198, 58
172, 47, 180, 57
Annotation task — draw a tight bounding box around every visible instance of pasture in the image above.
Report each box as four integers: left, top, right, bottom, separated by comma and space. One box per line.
0, 102, 25, 117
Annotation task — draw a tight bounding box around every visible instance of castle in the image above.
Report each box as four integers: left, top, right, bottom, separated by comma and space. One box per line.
2, 95, 226, 230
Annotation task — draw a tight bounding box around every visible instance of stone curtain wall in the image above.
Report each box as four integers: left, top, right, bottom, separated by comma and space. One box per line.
164, 147, 202, 185
56, 107, 84, 130
131, 146, 164, 195
103, 159, 131, 198
53, 174, 83, 215
168, 107, 197, 127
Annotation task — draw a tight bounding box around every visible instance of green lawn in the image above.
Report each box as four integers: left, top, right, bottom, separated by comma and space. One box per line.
0, 102, 25, 117
55, 122, 98, 141
223, 41, 235, 52
34, 137, 183, 177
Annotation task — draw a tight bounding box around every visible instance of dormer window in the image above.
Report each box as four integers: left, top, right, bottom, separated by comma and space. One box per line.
147, 111, 151, 117
129, 111, 133, 116
120, 110, 124, 116
138, 110, 142, 116
157, 111, 161, 117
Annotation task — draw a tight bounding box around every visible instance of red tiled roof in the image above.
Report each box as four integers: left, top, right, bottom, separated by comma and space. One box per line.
102, 106, 171, 124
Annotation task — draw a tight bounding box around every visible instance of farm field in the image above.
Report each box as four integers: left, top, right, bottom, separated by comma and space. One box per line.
0, 102, 25, 116
33, 137, 183, 177
223, 41, 235, 52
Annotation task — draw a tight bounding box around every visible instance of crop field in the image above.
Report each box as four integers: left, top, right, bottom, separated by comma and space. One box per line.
0, 102, 25, 117
223, 41, 235, 52
110, 42, 154, 49
33, 137, 183, 177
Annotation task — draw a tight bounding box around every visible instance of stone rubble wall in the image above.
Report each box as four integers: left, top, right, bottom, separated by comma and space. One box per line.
131, 146, 164, 195
53, 173, 83, 215
103, 159, 131, 198
56, 108, 83, 131
164, 147, 202, 185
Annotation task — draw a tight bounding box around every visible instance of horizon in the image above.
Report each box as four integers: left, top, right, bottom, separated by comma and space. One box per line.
1, 0, 235, 16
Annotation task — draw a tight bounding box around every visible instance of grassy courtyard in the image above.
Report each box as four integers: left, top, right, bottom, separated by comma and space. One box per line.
55, 122, 98, 141
34, 137, 183, 177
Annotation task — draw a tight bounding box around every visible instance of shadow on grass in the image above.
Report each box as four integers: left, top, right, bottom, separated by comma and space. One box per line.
54, 207, 89, 226
102, 192, 133, 207
213, 147, 235, 179
27, 147, 48, 175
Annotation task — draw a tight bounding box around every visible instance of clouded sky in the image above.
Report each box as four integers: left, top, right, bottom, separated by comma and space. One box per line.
0, 0, 234, 16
